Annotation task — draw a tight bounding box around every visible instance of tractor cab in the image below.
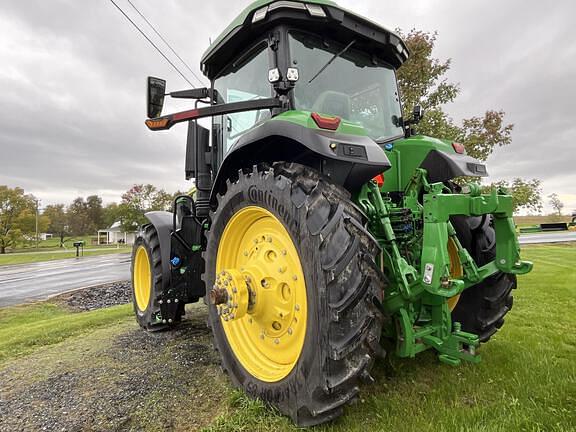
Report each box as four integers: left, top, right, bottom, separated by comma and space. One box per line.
202, 0, 409, 156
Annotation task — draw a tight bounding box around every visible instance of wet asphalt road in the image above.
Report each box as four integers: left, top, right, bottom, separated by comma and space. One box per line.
0, 253, 131, 307
518, 231, 576, 245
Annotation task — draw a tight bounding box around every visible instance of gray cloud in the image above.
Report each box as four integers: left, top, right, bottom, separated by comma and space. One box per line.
0, 0, 574, 213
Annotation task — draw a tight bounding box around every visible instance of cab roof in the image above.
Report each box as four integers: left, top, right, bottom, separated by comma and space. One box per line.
200, 0, 409, 80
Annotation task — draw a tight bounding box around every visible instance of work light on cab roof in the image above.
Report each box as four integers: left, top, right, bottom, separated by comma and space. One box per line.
132, 0, 532, 427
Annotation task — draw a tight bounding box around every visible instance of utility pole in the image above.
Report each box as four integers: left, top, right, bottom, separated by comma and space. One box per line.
35, 199, 40, 250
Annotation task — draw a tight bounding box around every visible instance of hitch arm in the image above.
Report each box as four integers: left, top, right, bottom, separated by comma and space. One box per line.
145, 98, 283, 131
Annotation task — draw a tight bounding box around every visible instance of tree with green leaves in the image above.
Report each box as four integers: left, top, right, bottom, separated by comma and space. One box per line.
483, 178, 543, 214
118, 184, 173, 231
102, 202, 121, 229
43, 204, 69, 247
0, 186, 37, 254
67, 197, 94, 236
86, 195, 104, 230
397, 30, 513, 161
397, 30, 540, 211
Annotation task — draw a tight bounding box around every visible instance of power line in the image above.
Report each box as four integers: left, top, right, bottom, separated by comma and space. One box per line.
108, 0, 195, 88
125, 0, 207, 88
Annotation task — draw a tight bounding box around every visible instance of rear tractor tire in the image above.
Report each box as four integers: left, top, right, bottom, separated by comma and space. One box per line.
204, 163, 386, 426
131, 224, 182, 331
451, 215, 517, 342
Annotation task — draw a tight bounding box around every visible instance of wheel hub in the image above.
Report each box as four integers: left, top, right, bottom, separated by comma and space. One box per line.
211, 269, 250, 321
212, 240, 301, 339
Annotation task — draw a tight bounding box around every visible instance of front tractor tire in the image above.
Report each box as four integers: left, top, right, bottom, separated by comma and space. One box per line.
204, 163, 386, 426
131, 224, 180, 331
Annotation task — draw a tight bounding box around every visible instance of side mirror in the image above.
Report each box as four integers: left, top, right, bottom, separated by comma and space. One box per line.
412, 105, 425, 123
147, 76, 166, 118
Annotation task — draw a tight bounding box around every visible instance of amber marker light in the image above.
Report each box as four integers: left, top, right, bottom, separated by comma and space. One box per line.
145, 118, 169, 130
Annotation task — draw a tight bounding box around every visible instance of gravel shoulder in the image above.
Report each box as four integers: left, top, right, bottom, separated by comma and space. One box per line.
0, 285, 229, 432
50, 281, 132, 312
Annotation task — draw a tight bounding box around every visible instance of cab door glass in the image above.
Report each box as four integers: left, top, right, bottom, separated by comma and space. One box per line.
214, 42, 271, 152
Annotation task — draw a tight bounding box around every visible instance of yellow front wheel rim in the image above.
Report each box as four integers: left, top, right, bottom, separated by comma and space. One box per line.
447, 238, 463, 311
216, 206, 307, 382
134, 246, 152, 312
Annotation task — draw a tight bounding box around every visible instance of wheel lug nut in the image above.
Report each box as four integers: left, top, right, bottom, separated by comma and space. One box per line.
295, 304, 300, 311
274, 338, 279, 344
266, 236, 272, 242
278, 266, 285, 273
288, 328, 293, 335
243, 250, 248, 256
292, 275, 298, 281
281, 249, 287, 255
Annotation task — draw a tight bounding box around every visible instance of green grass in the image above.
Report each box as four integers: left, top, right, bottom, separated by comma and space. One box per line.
204, 244, 576, 432
0, 247, 131, 266
0, 302, 133, 364
10, 235, 133, 253
11, 235, 96, 252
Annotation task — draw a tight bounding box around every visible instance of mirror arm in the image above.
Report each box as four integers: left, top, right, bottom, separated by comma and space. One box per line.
145, 98, 283, 131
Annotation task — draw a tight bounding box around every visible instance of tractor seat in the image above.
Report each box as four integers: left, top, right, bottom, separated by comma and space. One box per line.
312, 91, 352, 120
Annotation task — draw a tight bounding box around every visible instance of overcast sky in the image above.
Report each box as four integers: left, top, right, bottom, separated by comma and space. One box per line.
0, 0, 574, 214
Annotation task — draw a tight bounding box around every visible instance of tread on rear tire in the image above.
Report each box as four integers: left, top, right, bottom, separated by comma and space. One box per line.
204, 162, 387, 426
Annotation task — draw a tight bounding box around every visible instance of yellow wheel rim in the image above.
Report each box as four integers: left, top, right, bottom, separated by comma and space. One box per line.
134, 246, 152, 312
216, 206, 307, 382
447, 238, 463, 311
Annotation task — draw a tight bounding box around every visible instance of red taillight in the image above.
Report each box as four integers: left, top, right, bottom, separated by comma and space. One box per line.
452, 142, 465, 154
311, 112, 341, 130
373, 174, 385, 187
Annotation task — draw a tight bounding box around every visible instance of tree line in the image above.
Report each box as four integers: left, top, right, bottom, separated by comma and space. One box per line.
0, 184, 179, 253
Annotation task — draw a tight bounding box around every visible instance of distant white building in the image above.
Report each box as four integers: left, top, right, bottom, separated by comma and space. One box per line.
97, 221, 136, 245
24, 233, 53, 241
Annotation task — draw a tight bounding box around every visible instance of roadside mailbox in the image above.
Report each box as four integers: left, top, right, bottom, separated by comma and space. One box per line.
73, 241, 85, 257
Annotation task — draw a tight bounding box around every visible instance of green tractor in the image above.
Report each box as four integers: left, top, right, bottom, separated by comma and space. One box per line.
131, 0, 532, 426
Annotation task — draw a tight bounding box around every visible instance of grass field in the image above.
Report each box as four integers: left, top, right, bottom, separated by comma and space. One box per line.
514, 215, 572, 227
0, 303, 133, 364
0, 247, 131, 266
0, 244, 574, 431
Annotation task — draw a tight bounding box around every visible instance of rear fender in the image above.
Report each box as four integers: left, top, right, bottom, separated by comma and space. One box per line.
420, 150, 488, 183
211, 118, 391, 201
143, 211, 173, 290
